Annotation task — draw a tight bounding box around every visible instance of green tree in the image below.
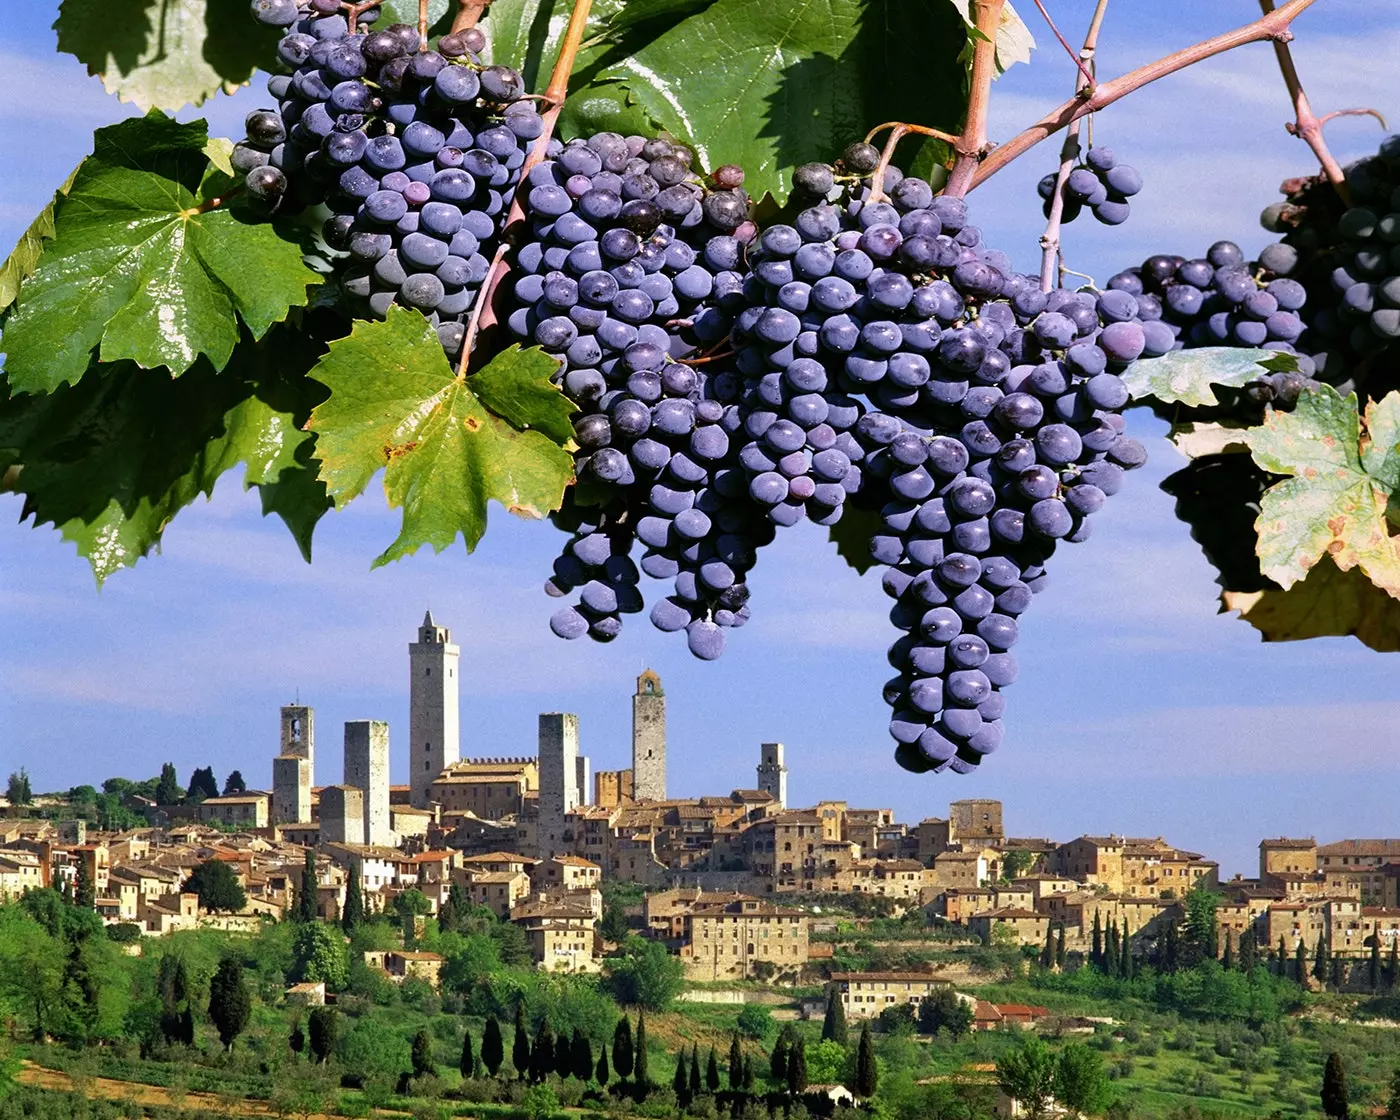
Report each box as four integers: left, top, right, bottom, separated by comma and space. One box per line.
673, 1049, 688, 1095
1055, 1043, 1112, 1116
1104, 922, 1119, 976
1221, 930, 1234, 971
572, 1028, 593, 1081
186, 766, 218, 802
1372, 936, 1383, 992
786, 1037, 808, 1095
530, 1020, 553, 1082
183, 858, 247, 912
1182, 883, 1220, 966
821, 991, 848, 1044
521, 1083, 560, 1120
595, 1045, 609, 1087
612, 1015, 634, 1081
736, 1002, 772, 1039
1240, 929, 1257, 973
513, 1003, 531, 1080
1322, 1051, 1349, 1120
1313, 933, 1330, 986
289, 1019, 305, 1056
292, 922, 349, 989
0, 907, 69, 1041
607, 936, 684, 1009
1120, 921, 1133, 979
73, 857, 95, 910
1389, 939, 1399, 990
308, 1006, 339, 1064
689, 1045, 702, 1096
341, 864, 364, 932
855, 1020, 877, 1098
394, 889, 432, 948
1040, 921, 1055, 968
997, 1037, 1057, 1120
770, 1027, 791, 1085
334, 1018, 410, 1085
6, 769, 33, 805
1091, 912, 1102, 969
157, 954, 195, 1046
294, 849, 318, 923
154, 763, 181, 806
222, 770, 246, 794
555, 1028, 572, 1076
1383, 1065, 1400, 1119
482, 1014, 504, 1077
208, 956, 251, 1050
600, 896, 630, 942
706, 1046, 720, 1092
411, 1027, 435, 1078
460, 1027, 475, 1079
1000, 849, 1034, 880
634, 1009, 649, 1087
1055, 924, 1066, 968
728, 1030, 743, 1090
1295, 938, 1308, 983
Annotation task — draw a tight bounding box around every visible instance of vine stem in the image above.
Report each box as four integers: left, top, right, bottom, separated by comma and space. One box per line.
970, 0, 1322, 189
419, 0, 430, 48
456, 0, 594, 376
944, 0, 1005, 199
863, 122, 962, 206
1029, 0, 1095, 89
340, 0, 379, 34
451, 0, 489, 34
1037, 0, 1109, 291
1258, 0, 1352, 205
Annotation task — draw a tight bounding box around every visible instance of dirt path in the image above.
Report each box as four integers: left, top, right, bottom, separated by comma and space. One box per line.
17, 1061, 359, 1120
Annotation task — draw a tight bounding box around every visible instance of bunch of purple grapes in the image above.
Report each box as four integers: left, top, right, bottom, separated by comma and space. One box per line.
239, 0, 541, 357
1038, 146, 1143, 227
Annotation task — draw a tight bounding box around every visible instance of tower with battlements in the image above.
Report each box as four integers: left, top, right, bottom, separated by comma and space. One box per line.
757, 742, 788, 808
538, 713, 580, 861
344, 720, 392, 846
631, 669, 666, 800
410, 611, 460, 808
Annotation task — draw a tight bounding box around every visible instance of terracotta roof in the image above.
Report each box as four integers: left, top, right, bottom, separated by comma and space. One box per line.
1318, 840, 1400, 858
460, 851, 537, 864
1261, 837, 1317, 849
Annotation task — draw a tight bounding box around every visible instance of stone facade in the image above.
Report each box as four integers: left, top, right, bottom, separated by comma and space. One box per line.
631, 670, 666, 801
757, 742, 788, 808
343, 721, 392, 846
409, 611, 460, 808
280, 705, 315, 772
429, 758, 536, 819
537, 713, 580, 862
272, 755, 311, 825
195, 794, 269, 829
678, 897, 809, 980
594, 769, 634, 809
949, 799, 1003, 844
320, 785, 364, 845
827, 972, 952, 1020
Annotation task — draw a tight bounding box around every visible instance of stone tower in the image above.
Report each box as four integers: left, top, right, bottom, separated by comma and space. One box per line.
757, 742, 788, 808
273, 704, 314, 825
320, 785, 364, 845
631, 669, 666, 801
538, 713, 580, 861
344, 720, 392, 846
410, 611, 460, 808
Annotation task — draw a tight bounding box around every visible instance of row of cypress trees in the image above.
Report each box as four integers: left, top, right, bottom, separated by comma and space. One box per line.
442, 1006, 651, 1086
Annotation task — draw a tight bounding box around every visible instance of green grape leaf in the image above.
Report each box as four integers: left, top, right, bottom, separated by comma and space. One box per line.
54, 0, 279, 111
0, 331, 330, 583
1, 114, 319, 394
1224, 556, 1400, 653
1246, 386, 1400, 597
945, 0, 1035, 73
0, 163, 82, 316
307, 307, 574, 567
597, 0, 970, 204
827, 502, 880, 576
1168, 419, 1253, 460
202, 136, 236, 176
1120, 348, 1295, 409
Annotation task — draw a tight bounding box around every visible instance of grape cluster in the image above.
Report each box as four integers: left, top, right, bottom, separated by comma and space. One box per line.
238, 0, 541, 357
1038, 146, 1143, 227
1106, 241, 1319, 411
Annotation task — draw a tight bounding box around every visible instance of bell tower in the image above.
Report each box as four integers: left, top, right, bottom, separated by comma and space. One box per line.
409, 610, 460, 808
631, 669, 666, 801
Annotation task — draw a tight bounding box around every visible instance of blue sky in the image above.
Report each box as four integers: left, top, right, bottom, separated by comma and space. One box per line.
2, 1, 1397, 879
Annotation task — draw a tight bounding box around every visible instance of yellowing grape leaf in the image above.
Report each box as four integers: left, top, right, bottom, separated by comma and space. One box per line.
307, 307, 574, 567
1247, 386, 1400, 598
1224, 556, 1400, 653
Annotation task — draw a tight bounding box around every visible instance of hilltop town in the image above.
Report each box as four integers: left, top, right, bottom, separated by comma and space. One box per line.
5, 612, 1399, 997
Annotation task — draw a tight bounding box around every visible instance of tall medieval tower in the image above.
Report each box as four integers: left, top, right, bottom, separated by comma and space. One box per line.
757, 742, 788, 808
631, 669, 666, 801
538, 713, 580, 862
273, 705, 314, 824
409, 610, 460, 808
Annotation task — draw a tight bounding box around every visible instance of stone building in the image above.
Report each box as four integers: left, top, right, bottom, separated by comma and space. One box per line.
594, 769, 634, 809
273, 705, 314, 826
537, 713, 581, 863
632, 670, 666, 800
429, 758, 537, 819
949, 799, 1003, 845
676, 896, 810, 980
756, 742, 788, 808
196, 793, 269, 829
1316, 840, 1400, 903
409, 611, 460, 808
320, 785, 364, 845
511, 895, 600, 971
1259, 837, 1318, 885
344, 720, 392, 847
827, 972, 952, 1020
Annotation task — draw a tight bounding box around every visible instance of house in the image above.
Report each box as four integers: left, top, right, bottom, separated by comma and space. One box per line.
461, 870, 532, 918
196, 794, 270, 830
531, 854, 602, 893
285, 982, 326, 1005
385, 950, 446, 988
0, 849, 43, 900
677, 897, 809, 981
972, 1001, 1049, 1031
511, 895, 600, 972
827, 972, 952, 1020
968, 907, 1050, 947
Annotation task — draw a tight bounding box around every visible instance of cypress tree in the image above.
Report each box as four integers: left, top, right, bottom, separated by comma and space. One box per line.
1221, 931, 1234, 971
613, 1016, 634, 1081
1240, 929, 1257, 974
1295, 938, 1308, 983
208, 957, 251, 1050
1278, 936, 1288, 976
74, 857, 95, 910
295, 849, 318, 923
634, 1011, 649, 1087
1120, 921, 1132, 979
786, 1038, 808, 1096
1389, 938, 1399, 990
689, 1045, 702, 1096
289, 1020, 305, 1056
341, 864, 363, 932
1040, 921, 1055, 968
482, 1016, 503, 1077
155, 763, 180, 806
742, 1055, 755, 1091
530, 1021, 553, 1082
595, 1045, 609, 1086
555, 1030, 572, 1077
1162, 921, 1179, 974
1313, 933, 1330, 986
728, 1030, 743, 1090
1321, 1051, 1349, 1120
821, 992, 848, 1045
855, 1021, 877, 1098
412, 1028, 435, 1078
1055, 924, 1066, 969
1091, 912, 1102, 969
1372, 937, 1383, 992
512, 1004, 531, 1079
673, 1050, 688, 1095
572, 1028, 593, 1081
706, 1047, 720, 1092
770, 1029, 790, 1084
461, 1029, 475, 1079
1105, 922, 1119, 976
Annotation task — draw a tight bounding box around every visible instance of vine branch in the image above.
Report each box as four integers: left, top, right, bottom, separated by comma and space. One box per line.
451, 0, 490, 34
944, 0, 1006, 198
863, 122, 962, 206
1029, 0, 1095, 89
1038, 0, 1109, 291
970, 0, 1322, 189
457, 0, 594, 375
